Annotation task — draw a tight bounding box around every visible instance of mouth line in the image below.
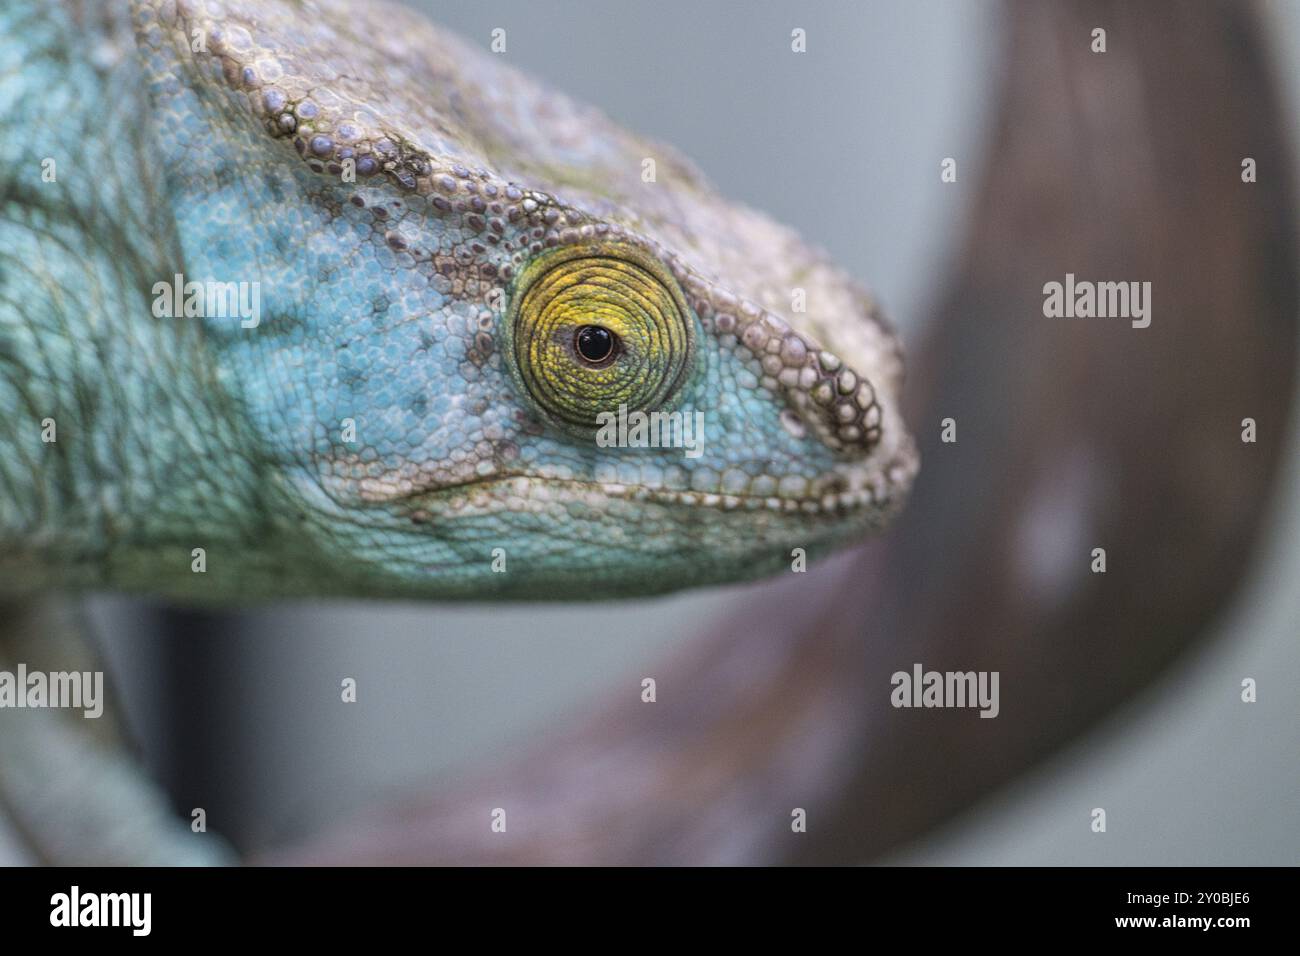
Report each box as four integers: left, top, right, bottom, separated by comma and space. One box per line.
379, 469, 892, 518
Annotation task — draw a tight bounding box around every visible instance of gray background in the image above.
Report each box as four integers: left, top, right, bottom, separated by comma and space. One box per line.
7, 1, 1295, 864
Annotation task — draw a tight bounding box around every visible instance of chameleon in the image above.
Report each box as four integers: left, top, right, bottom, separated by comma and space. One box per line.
0, 0, 916, 860
0, 0, 917, 603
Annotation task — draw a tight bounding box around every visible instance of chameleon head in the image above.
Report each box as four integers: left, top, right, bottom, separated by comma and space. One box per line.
136, 0, 918, 599
315, 210, 920, 599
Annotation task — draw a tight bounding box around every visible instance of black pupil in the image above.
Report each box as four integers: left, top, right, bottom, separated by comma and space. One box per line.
575, 325, 616, 364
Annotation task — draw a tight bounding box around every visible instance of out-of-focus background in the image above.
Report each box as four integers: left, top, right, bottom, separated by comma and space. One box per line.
6, 0, 1295, 864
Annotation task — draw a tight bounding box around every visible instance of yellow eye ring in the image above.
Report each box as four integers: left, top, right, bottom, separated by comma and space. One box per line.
504, 243, 696, 432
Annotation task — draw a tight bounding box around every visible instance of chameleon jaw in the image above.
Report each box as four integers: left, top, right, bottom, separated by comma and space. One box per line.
380, 446, 918, 526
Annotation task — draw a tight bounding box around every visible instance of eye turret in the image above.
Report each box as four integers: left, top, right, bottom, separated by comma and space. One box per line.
504, 243, 696, 432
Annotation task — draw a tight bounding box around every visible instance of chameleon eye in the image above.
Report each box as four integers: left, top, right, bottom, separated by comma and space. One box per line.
505, 243, 695, 431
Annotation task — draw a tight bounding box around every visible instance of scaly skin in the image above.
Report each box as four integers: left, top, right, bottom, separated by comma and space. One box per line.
0, 0, 917, 602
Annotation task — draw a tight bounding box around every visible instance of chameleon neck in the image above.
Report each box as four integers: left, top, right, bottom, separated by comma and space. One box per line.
0, 1, 263, 597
